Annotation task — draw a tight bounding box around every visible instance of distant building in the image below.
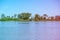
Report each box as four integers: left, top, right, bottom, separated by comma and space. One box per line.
55, 16, 60, 21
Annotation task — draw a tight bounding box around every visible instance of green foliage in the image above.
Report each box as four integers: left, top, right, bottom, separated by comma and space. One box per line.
14, 14, 17, 18
18, 12, 31, 20
1, 14, 5, 18
0, 13, 56, 21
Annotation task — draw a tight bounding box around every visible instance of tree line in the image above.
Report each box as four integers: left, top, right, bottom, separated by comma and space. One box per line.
0, 12, 60, 21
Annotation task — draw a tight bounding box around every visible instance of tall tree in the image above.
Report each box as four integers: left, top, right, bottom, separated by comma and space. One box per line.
14, 14, 17, 18
1, 14, 5, 18
18, 12, 31, 20
43, 14, 48, 20
34, 14, 40, 21
43, 14, 48, 17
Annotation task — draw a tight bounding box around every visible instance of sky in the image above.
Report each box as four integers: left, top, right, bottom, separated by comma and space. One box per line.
0, 0, 60, 17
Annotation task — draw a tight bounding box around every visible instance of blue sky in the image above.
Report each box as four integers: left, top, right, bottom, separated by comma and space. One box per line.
0, 0, 60, 17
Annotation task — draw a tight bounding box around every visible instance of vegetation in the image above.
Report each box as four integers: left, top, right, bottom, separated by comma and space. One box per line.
18, 13, 31, 21
0, 12, 60, 21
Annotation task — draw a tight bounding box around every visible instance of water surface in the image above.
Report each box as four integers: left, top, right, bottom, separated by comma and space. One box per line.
0, 21, 60, 40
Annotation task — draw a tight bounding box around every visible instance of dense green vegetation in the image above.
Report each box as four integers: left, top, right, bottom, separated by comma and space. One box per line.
0, 12, 60, 21
0, 12, 32, 21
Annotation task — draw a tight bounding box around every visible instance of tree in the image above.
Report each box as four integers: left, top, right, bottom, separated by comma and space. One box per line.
35, 14, 40, 18
7, 16, 10, 18
11, 16, 14, 18
1, 14, 5, 18
34, 14, 40, 21
14, 14, 17, 18
50, 16, 54, 21
43, 14, 48, 20
18, 12, 31, 20
43, 14, 48, 17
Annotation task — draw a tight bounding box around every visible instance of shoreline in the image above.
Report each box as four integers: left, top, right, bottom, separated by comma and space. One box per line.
0, 20, 60, 22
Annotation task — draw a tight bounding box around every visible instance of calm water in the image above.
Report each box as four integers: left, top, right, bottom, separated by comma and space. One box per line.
0, 21, 60, 40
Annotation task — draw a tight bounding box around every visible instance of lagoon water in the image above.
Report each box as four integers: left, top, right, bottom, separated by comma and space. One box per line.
0, 21, 60, 40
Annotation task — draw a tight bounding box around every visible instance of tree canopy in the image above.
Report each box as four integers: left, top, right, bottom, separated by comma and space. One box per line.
18, 12, 31, 20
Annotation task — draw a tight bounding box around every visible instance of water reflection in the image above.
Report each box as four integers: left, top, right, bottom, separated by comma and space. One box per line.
0, 21, 60, 40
